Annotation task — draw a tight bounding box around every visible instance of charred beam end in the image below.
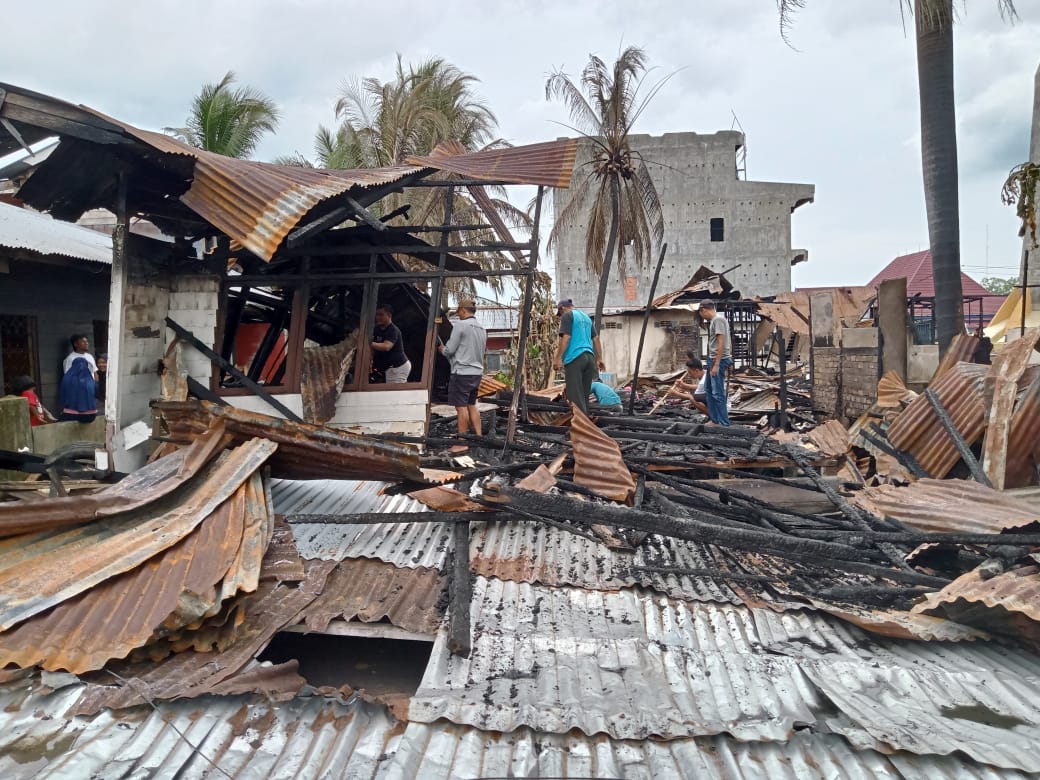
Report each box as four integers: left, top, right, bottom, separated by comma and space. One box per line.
164, 317, 304, 423
448, 520, 472, 657
924, 388, 993, 488
863, 424, 931, 479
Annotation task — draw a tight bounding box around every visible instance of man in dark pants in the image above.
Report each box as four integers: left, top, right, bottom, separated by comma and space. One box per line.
696, 300, 732, 426
370, 303, 411, 383
552, 299, 605, 416
438, 300, 487, 453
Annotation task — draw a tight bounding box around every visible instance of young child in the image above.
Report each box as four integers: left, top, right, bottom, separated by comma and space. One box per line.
12, 375, 55, 426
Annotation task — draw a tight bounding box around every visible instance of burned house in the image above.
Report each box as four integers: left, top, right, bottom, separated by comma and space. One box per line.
0, 83, 575, 468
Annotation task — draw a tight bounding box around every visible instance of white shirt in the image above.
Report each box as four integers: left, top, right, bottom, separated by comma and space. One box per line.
63, 351, 98, 375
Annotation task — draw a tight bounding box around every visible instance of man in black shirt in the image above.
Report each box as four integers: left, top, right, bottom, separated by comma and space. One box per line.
371, 303, 411, 383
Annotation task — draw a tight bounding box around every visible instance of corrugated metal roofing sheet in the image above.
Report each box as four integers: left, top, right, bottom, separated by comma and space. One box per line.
409, 576, 1040, 771
887, 361, 988, 477
407, 138, 578, 188
272, 478, 455, 569
569, 406, 637, 502
0, 470, 271, 673
0, 201, 111, 264
298, 557, 446, 636
851, 478, 1040, 534
1, 672, 1028, 780
469, 520, 741, 604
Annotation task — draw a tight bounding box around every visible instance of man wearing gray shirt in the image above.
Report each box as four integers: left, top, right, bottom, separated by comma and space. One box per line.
697, 300, 732, 426
438, 300, 487, 452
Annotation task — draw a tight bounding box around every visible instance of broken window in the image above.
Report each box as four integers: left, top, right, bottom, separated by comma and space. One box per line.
219, 282, 299, 391
710, 217, 725, 242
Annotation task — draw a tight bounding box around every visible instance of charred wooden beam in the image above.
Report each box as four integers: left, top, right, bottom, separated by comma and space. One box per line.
165, 317, 304, 423
448, 520, 472, 657
924, 388, 992, 487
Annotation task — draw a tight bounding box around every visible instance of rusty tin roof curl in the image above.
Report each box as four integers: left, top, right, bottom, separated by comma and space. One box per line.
886, 362, 988, 477
407, 138, 578, 188
568, 406, 637, 502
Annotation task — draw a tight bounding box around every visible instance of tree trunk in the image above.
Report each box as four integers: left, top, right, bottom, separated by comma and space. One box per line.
593, 174, 621, 333
916, 0, 963, 355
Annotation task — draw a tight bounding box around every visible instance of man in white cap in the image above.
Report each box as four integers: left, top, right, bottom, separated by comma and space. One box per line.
552, 299, 605, 415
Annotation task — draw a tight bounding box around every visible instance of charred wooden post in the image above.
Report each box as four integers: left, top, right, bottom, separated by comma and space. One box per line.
505, 186, 545, 450
448, 519, 472, 657
628, 243, 669, 415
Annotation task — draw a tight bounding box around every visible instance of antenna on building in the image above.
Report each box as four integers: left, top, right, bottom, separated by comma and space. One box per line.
730, 110, 747, 180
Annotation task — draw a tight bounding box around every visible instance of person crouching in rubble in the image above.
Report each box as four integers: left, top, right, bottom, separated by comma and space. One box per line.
589, 380, 623, 413
670, 357, 709, 416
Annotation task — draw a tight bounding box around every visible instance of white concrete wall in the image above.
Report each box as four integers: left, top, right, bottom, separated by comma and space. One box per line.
167, 276, 219, 387
599, 312, 680, 385
227, 389, 428, 437
119, 283, 169, 429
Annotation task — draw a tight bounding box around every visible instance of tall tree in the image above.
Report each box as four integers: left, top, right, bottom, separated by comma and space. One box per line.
545, 47, 666, 332
166, 71, 280, 159
778, 0, 1018, 354
280, 56, 529, 299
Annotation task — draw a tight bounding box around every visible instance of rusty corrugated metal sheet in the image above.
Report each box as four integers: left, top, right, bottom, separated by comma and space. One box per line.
297, 558, 445, 636
850, 478, 1040, 534
913, 563, 1040, 648
568, 406, 636, 502
981, 328, 1040, 489
805, 419, 848, 458
0, 469, 271, 673
1005, 373, 1040, 488
0, 422, 226, 538
155, 399, 425, 482
932, 333, 980, 381
71, 556, 335, 715
876, 369, 917, 408
300, 333, 357, 425
887, 362, 987, 477
477, 375, 508, 398
0, 439, 276, 634
407, 138, 578, 188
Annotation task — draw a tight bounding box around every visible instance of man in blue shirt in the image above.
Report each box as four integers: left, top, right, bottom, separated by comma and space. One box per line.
589, 381, 623, 413
552, 299, 605, 415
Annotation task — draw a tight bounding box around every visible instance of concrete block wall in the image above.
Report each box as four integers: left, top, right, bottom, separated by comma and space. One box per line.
119, 283, 169, 428
553, 131, 814, 308
812, 346, 841, 417
167, 276, 219, 388
811, 337, 880, 422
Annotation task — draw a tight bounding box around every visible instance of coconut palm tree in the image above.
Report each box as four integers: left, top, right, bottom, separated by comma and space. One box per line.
545, 46, 666, 332
166, 71, 280, 159
778, 0, 1018, 354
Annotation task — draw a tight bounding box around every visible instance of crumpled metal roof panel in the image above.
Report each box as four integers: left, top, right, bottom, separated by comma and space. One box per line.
1, 671, 1029, 780
407, 138, 578, 188
569, 406, 637, 502
469, 520, 741, 604
409, 576, 1040, 772
887, 362, 988, 477
851, 478, 1040, 534
298, 557, 446, 636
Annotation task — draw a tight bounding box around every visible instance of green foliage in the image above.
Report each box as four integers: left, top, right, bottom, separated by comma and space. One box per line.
166, 72, 280, 159
545, 46, 668, 329
980, 276, 1022, 296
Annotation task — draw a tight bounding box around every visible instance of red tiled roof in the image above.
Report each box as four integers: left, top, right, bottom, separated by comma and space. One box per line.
868, 250, 1005, 319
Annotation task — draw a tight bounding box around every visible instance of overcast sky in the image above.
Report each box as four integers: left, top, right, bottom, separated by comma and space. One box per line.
2, 0, 1037, 290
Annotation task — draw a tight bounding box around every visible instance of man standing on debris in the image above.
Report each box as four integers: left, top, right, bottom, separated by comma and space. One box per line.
553, 299, 605, 415
371, 304, 411, 383
697, 300, 732, 426
439, 300, 487, 452
63, 334, 98, 380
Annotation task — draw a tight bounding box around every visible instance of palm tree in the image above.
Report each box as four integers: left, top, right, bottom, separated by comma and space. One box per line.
545, 46, 666, 332
778, 1, 1018, 355
166, 71, 280, 159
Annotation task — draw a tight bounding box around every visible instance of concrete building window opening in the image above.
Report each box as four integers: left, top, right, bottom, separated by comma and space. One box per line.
710, 217, 725, 242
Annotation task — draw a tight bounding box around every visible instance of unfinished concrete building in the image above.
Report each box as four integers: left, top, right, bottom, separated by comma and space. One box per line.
553, 131, 814, 309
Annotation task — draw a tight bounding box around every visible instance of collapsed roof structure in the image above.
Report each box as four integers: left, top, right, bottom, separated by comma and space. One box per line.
4, 83, 1040, 778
